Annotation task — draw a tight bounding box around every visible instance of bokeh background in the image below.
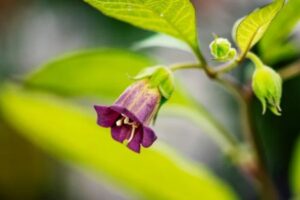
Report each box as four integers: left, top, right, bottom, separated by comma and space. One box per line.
0, 0, 299, 200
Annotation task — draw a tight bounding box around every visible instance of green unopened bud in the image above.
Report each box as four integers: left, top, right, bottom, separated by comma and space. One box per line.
252, 66, 282, 116
133, 66, 174, 99
209, 37, 237, 62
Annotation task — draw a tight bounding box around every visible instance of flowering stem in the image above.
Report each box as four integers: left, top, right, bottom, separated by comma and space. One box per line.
241, 90, 279, 200
170, 63, 202, 71
191, 45, 216, 77
246, 52, 264, 69
214, 74, 278, 199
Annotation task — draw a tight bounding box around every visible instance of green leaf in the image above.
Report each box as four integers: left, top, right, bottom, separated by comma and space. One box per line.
26, 49, 155, 100
84, 0, 198, 49
291, 135, 300, 197
133, 34, 192, 53
0, 86, 238, 200
233, 0, 285, 57
259, 0, 300, 64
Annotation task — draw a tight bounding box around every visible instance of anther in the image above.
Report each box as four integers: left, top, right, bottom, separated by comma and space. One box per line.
124, 117, 130, 124
116, 119, 123, 126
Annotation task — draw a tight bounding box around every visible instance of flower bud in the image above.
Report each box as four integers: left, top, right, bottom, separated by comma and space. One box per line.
252, 66, 282, 116
209, 37, 237, 61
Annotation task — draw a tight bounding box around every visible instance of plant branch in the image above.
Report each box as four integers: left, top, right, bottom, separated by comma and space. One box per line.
191, 45, 216, 78
216, 75, 278, 199
241, 91, 279, 200
170, 63, 202, 71
173, 46, 279, 199
213, 59, 240, 75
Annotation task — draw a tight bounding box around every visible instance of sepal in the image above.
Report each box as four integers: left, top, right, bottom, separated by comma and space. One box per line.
134, 66, 175, 100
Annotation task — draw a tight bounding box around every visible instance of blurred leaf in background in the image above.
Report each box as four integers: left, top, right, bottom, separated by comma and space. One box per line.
0, 48, 239, 199
25, 49, 155, 99
0, 85, 237, 200
0, 122, 65, 200
259, 0, 300, 65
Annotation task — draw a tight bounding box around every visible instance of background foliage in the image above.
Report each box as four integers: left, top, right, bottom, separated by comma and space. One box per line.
0, 0, 299, 199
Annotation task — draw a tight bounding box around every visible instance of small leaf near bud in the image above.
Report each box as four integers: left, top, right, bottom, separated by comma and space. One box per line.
252, 66, 282, 116
209, 37, 236, 62
133, 66, 174, 100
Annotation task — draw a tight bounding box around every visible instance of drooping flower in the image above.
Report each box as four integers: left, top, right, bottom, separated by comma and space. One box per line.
94, 66, 174, 153
252, 65, 282, 115
94, 79, 164, 153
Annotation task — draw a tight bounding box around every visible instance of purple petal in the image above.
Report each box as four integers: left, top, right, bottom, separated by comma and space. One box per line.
127, 128, 142, 153
111, 125, 131, 143
94, 105, 119, 127
142, 126, 157, 147
110, 105, 141, 123
114, 81, 145, 106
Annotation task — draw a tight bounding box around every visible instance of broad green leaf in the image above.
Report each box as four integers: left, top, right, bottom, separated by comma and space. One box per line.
84, 0, 198, 49
133, 34, 192, 53
26, 49, 155, 100
291, 135, 300, 197
233, 0, 284, 57
0, 86, 238, 200
259, 0, 300, 64
25, 49, 237, 154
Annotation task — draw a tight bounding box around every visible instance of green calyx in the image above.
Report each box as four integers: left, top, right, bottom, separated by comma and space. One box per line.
133, 66, 175, 100
252, 66, 282, 116
209, 37, 237, 62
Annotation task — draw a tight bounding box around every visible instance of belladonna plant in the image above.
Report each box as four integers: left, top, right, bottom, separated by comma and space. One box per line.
94, 66, 174, 153
78, 0, 300, 199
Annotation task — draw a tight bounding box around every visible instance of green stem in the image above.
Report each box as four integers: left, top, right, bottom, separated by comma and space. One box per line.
242, 92, 279, 200
213, 59, 239, 75
246, 52, 264, 69
217, 76, 278, 199
170, 63, 202, 72
191, 45, 216, 77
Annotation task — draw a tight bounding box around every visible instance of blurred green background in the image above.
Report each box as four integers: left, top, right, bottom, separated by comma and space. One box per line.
0, 0, 299, 200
